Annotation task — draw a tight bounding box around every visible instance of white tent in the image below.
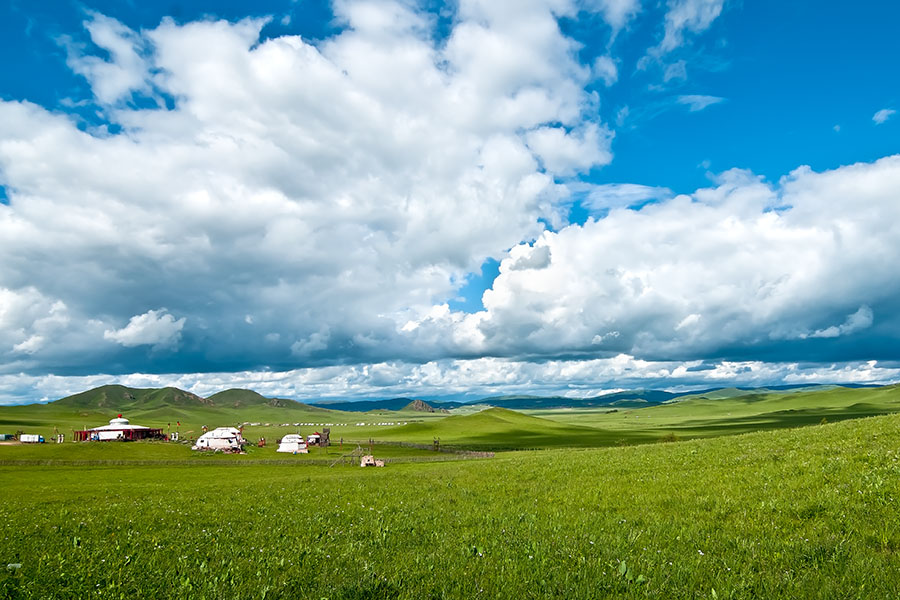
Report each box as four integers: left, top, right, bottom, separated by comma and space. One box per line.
192, 427, 244, 451
276, 434, 308, 454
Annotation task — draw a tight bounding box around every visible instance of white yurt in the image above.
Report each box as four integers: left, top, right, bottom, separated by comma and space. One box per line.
276, 434, 308, 454
192, 427, 244, 451
74, 415, 163, 441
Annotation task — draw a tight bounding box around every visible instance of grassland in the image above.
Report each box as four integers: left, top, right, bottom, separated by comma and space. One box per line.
2, 413, 900, 598
9, 385, 900, 454
525, 384, 900, 442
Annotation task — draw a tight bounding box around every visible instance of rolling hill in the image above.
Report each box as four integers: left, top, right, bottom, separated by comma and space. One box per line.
366, 407, 647, 449
528, 383, 900, 441
54, 385, 211, 410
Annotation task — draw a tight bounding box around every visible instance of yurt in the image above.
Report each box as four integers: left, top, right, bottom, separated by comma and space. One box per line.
276, 434, 308, 454
192, 427, 244, 451
74, 415, 163, 441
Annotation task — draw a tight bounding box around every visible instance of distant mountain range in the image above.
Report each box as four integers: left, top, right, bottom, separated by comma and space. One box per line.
40, 382, 881, 413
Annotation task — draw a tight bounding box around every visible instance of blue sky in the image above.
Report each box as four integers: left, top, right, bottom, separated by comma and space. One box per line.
0, 0, 899, 404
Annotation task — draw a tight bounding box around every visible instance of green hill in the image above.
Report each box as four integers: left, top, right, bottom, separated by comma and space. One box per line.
369, 407, 642, 450
54, 385, 211, 410
206, 389, 277, 407
530, 384, 900, 442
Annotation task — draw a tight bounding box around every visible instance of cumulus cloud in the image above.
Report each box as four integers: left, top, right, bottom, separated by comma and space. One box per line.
873, 108, 896, 124
2, 2, 900, 405
525, 123, 614, 176
104, 309, 185, 349
0, 2, 612, 377
678, 94, 724, 111
508, 244, 552, 271
402, 156, 900, 363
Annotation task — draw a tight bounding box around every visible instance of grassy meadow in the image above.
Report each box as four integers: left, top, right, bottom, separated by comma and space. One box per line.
10, 385, 900, 452
525, 384, 900, 442
2, 413, 900, 598
2, 384, 900, 598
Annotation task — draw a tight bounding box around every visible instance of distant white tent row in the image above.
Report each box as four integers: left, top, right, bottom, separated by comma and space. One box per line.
192, 427, 244, 451
276, 434, 308, 454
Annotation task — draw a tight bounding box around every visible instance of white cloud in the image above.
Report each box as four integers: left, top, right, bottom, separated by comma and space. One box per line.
0, 3, 612, 375
2, 2, 900, 406
1, 288, 79, 362
579, 182, 673, 211
63, 12, 151, 105
508, 244, 552, 271
873, 108, 895, 124
663, 59, 687, 82
401, 155, 900, 362
593, 55, 618, 86
657, 0, 724, 54
808, 305, 874, 339
13, 335, 45, 355
585, 0, 642, 34
104, 309, 185, 350
525, 123, 614, 176
677, 94, 724, 111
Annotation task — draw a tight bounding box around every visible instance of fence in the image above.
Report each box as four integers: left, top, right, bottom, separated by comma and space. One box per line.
369, 440, 495, 459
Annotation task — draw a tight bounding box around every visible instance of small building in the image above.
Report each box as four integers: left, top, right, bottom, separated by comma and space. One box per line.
74, 415, 163, 442
276, 434, 308, 454
192, 427, 244, 451
307, 432, 321, 446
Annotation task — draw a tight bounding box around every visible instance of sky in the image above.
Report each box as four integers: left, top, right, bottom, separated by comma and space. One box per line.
1, 0, 899, 405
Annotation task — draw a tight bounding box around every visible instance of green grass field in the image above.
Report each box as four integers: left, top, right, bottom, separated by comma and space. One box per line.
2, 413, 899, 598
10, 385, 900, 452
525, 384, 900, 442
3, 384, 900, 597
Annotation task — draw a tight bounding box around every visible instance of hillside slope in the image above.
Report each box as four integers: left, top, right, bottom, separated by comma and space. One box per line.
369, 407, 645, 449
531, 384, 900, 440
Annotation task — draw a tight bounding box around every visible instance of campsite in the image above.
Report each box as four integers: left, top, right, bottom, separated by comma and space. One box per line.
2, 383, 900, 598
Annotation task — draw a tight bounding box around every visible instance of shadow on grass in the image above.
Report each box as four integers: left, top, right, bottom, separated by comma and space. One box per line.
665, 403, 900, 438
